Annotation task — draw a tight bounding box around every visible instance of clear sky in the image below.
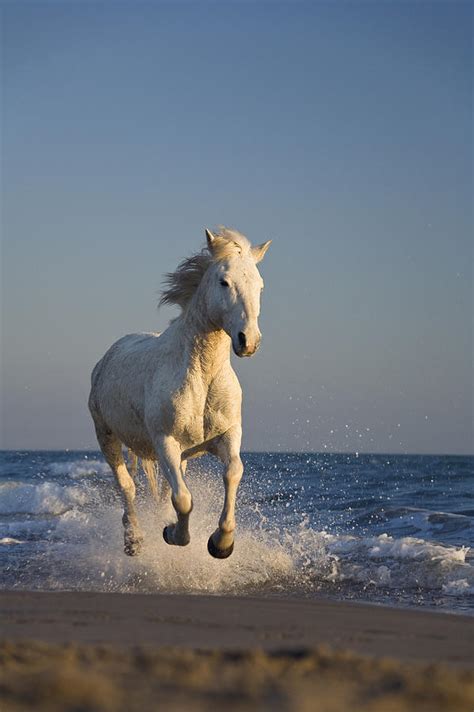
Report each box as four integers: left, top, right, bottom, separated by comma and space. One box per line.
1, 1, 472, 454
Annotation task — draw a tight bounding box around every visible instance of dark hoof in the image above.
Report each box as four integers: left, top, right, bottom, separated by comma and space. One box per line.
163, 526, 173, 545
163, 525, 190, 546
207, 535, 234, 559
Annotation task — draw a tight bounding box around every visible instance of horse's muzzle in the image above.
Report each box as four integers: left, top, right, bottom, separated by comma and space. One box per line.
233, 332, 261, 357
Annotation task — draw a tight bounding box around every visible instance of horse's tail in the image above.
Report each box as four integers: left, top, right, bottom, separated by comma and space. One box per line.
127, 449, 162, 503
141, 458, 159, 503
128, 449, 139, 479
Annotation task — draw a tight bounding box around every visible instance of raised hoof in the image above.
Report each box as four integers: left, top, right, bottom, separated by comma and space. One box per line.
207, 535, 234, 559
163, 525, 190, 547
163, 525, 173, 545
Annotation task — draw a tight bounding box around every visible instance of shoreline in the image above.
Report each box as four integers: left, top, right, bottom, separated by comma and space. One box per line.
1, 590, 473, 667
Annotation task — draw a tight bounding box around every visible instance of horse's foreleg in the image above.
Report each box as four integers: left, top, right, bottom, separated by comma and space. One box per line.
154, 435, 192, 546
208, 426, 243, 559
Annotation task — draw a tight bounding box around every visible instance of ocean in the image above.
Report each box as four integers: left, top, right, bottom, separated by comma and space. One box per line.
0, 450, 472, 613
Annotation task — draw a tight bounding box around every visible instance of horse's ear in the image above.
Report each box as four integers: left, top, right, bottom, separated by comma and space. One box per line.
205, 228, 216, 250
252, 240, 272, 263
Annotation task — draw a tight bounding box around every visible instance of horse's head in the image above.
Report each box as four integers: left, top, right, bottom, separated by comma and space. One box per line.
204, 228, 271, 357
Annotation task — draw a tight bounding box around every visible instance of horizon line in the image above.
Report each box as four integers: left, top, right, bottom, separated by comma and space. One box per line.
0, 448, 472, 458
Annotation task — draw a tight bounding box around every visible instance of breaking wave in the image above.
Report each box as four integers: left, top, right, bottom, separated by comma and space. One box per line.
0, 481, 88, 516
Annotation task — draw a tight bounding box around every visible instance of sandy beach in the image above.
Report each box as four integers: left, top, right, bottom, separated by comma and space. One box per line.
1, 591, 473, 711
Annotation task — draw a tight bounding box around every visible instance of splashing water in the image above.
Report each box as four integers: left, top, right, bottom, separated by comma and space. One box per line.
0, 451, 473, 612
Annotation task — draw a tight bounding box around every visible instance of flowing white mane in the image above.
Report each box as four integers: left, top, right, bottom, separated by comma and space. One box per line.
159, 228, 251, 309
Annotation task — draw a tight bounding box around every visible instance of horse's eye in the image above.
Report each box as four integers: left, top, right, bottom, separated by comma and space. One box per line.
220, 279, 229, 287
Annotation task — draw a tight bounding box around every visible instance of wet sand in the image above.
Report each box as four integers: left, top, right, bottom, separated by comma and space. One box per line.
1, 591, 473, 711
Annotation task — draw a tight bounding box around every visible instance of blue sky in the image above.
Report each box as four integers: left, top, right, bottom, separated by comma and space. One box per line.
1, 1, 472, 453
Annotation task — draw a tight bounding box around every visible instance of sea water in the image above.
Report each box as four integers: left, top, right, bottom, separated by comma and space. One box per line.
0, 450, 472, 613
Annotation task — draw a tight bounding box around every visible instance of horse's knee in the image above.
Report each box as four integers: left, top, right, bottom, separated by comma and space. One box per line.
224, 456, 243, 485
230, 454, 243, 473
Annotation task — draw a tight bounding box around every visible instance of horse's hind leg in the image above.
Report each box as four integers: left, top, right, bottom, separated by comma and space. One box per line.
95, 424, 143, 556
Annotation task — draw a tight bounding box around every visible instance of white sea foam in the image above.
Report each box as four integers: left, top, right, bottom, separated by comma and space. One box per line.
442, 579, 474, 596
324, 531, 468, 564
382, 507, 473, 540
0, 481, 88, 516
49, 459, 111, 479
319, 531, 472, 596
0, 537, 24, 545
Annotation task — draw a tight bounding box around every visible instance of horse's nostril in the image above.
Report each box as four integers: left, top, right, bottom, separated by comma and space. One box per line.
238, 332, 247, 349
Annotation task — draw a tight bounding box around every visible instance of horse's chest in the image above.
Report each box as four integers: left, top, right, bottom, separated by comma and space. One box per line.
203, 387, 234, 440
168, 381, 234, 447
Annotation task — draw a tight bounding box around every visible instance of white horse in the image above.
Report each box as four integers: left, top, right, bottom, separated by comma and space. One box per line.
88, 228, 271, 559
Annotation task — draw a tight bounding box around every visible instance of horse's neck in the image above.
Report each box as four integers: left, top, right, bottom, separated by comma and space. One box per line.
175, 309, 231, 385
